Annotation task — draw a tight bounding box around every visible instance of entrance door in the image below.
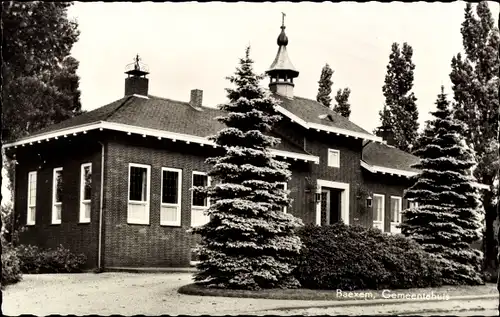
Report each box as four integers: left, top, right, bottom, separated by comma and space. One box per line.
328, 189, 341, 224
321, 188, 343, 225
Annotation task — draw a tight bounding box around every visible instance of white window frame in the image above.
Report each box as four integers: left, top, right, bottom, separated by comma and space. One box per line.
372, 193, 385, 231
79, 163, 92, 223
390, 196, 402, 234
191, 171, 211, 227
160, 167, 182, 226
27, 171, 37, 226
52, 167, 63, 224
127, 163, 151, 225
277, 182, 288, 213
327, 149, 340, 168
408, 199, 419, 209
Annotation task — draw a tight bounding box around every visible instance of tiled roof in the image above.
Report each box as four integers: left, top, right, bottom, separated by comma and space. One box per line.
22, 95, 312, 155
362, 141, 420, 173
15, 93, 419, 173
32, 96, 131, 135
273, 94, 372, 135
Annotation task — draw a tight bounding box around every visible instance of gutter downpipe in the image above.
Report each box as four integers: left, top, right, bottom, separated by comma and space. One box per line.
97, 141, 105, 271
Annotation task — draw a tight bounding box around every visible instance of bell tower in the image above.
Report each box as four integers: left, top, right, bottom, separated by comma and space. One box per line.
265, 13, 299, 99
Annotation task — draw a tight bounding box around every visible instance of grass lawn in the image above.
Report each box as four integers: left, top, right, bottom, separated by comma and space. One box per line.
178, 282, 498, 301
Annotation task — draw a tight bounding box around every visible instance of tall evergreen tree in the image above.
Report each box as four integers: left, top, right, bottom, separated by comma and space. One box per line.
316, 63, 333, 108
374, 42, 419, 152
402, 88, 483, 285
333, 88, 351, 118
191, 47, 303, 290
449, 1, 499, 273
412, 120, 435, 156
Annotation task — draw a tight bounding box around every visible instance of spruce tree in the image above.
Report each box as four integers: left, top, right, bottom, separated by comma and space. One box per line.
333, 88, 351, 118
375, 42, 419, 152
449, 1, 499, 273
316, 63, 333, 108
191, 47, 303, 290
402, 88, 483, 285
412, 120, 435, 156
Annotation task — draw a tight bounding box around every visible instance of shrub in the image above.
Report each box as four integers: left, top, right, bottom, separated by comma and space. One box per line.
1, 243, 22, 288
294, 223, 444, 290
16, 244, 87, 273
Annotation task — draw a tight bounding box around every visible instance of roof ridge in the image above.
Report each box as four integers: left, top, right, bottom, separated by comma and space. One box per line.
104, 95, 135, 121
147, 94, 190, 105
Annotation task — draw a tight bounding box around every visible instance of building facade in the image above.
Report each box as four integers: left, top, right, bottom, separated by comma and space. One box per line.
5, 23, 447, 270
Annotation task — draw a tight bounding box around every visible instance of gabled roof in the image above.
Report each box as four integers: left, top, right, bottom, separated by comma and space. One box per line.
362, 141, 420, 176
273, 95, 371, 134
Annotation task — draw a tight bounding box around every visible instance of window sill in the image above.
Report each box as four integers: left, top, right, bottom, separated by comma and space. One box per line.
191, 206, 209, 210
26, 223, 36, 226
327, 165, 340, 168
50, 222, 62, 225
160, 223, 181, 227
78, 220, 91, 224
127, 221, 150, 226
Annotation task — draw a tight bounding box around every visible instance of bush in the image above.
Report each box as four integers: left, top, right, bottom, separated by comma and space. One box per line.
1, 244, 22, 288
16, 244, 87, 273
294, 223, 444, 290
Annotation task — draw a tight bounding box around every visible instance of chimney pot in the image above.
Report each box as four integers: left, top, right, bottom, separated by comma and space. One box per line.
190, 89, 203, 108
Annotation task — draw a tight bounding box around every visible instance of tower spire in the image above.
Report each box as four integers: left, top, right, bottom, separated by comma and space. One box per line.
265, 13, 299, 98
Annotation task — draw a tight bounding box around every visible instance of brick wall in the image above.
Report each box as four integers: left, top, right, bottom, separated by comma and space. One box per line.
15, 135, 102, 269
362, 171, 413, 232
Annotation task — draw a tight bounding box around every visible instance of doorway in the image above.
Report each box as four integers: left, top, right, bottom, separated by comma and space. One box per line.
321, 188, 342, 225
316, 179, 350, 226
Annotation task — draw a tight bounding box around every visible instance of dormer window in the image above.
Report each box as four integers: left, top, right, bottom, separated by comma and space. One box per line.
328, 149, 340, 168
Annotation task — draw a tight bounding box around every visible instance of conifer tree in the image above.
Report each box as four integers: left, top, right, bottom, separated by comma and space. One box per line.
316, 63, 333, 108
402, 88, 483, 285
412, 120, 435, 156
374, 42, 419, 152
333, 88, 351, 118
191, 47, 303, 290
449, 1, 499, 273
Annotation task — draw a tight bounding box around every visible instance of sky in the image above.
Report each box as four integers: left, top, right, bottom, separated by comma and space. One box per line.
65, 1, 498, 131
1, 1, 499, 206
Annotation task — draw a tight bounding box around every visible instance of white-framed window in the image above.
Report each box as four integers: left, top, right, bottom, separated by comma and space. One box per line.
327, 149, 340, 168
276, 182, 288, 213
52, 167, 63, 224
127, 163, 151, 225
408, 199, 419, 209
161, 167, 182, 226
79, 163, 92, 223
27, 171, 37, 226
390, 196, 402, 234
372, 193, 385, 231
191, 171, 211, 227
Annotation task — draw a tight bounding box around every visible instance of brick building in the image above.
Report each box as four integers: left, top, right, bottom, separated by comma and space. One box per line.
3, 22, 487, 270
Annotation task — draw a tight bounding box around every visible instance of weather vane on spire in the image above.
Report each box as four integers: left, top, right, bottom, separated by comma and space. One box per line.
281, 12, 286, 27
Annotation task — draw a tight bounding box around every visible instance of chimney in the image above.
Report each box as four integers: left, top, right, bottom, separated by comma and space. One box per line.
190, 89, 203, 108
380, 126, 396, 146
124, 54, 149, 97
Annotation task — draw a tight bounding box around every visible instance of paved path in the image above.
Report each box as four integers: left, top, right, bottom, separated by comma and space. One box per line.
2, 273, 498, 316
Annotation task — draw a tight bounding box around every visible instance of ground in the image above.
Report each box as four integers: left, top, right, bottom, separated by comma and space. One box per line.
2, 273, 498, 316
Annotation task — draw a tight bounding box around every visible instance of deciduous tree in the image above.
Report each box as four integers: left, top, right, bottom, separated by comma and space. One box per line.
449, 1, 499, 275
375, 42, 419, 152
